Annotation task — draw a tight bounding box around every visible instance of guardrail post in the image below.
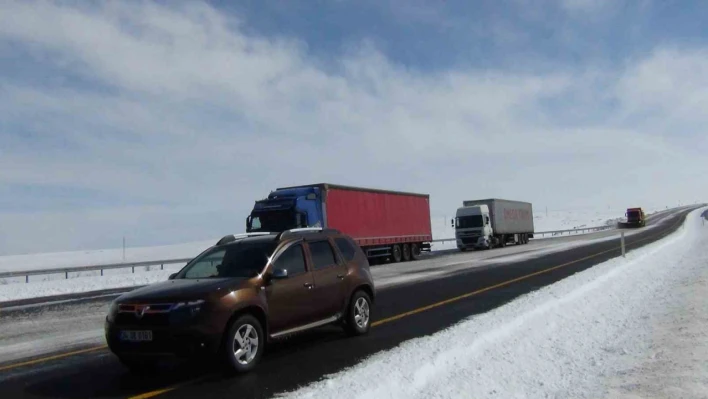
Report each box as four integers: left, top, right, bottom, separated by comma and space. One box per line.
101, 269, 103, 276
26, 275, 29, 284
621, 232, 626, 258
132, 266, 135, 273
65, 271, 68, 279
161, 264, 164, 270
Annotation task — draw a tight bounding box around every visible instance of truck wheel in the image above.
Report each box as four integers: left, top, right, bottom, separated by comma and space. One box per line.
391, 244, 402, 263
410, 243, 421, 260
401, 244, 411, 262
499, 235, 506, 248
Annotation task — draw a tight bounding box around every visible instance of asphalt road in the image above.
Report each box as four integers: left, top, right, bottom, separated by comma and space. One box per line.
0, 206, 699, 399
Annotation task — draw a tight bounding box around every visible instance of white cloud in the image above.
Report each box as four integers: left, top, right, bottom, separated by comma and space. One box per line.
0, 1, 705, 254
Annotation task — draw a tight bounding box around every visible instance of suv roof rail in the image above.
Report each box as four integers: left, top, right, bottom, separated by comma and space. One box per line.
216, 232, 274, 246
276, 227, 340, 240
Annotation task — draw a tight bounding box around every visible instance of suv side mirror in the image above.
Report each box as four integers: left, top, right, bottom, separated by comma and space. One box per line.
272, 268, 288, 279
168, 273, 177, 280
450, 218, 454, 228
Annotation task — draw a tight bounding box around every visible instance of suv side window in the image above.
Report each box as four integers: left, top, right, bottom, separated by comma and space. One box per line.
273, 244, 306, 276
308, 240, 337, 270
334, 237, 357, 262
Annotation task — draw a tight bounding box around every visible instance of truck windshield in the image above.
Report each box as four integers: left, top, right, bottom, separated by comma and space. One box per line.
176, 242, 277, 279
249, 210, 297, 232
457, 215, 483, 229
627, 211, 640, 220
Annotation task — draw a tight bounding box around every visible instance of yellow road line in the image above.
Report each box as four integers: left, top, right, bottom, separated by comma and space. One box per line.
128, 377, 209, 399
371, 249, 615, 327
0, 345, 107, 372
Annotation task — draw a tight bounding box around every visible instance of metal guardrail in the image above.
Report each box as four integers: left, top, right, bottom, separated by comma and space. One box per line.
0, 224, 618, 284
431, 224, 615, 243
0, 257, 193, 283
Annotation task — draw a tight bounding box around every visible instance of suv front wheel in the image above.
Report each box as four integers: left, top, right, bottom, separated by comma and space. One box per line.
223, 314, 264, 373
344, 290, 372, 336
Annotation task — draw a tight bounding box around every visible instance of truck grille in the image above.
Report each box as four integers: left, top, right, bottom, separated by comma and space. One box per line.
461, 236, 480, 245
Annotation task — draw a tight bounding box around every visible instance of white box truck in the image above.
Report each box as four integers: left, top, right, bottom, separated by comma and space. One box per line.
452, 198, 534, 251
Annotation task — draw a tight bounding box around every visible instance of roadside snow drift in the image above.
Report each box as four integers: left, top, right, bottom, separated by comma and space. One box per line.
280, 208, 708, 399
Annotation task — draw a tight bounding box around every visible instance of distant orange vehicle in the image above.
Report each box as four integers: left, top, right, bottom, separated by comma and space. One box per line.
620, 207, 646, 228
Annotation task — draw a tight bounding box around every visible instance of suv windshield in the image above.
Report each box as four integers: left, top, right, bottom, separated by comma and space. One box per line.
456, 215, 483, 229
176, 241, 277, 279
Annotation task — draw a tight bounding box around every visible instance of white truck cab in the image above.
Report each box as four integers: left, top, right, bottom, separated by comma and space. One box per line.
453, 204, 493, 250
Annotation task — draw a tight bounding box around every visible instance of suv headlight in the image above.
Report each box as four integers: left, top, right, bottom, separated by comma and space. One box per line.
172, 300, 205, 316
106, 300, 120, 322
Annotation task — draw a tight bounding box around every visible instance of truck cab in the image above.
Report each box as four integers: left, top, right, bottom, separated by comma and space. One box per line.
625, 207, 646, 227
454, 205, 493, 250
247, 187, 324, 233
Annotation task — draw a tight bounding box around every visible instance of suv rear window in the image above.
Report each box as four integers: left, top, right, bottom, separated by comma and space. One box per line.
309, 241, 337, 270
334, 237, 357, 261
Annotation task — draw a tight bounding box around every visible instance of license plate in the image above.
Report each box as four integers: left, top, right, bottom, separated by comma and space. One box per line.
120, 330, 153, 342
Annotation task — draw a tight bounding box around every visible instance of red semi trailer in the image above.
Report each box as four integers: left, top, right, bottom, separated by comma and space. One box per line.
246, 183, 433, 262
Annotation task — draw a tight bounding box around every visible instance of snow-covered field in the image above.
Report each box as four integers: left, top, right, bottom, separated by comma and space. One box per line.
280, 207, 708, 399
0, 239, 214, 274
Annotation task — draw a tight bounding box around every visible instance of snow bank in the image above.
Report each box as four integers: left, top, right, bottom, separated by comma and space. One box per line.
279, 208, 707, 399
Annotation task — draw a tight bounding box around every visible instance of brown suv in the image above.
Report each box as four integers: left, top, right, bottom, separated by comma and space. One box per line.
105, 228, 375, 373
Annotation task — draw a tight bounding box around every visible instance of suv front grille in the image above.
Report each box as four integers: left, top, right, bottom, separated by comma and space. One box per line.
115, 303, 175, 326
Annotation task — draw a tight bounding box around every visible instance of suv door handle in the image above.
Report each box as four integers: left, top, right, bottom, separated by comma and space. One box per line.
336, 274, 346, 280
303, 283, 314, 290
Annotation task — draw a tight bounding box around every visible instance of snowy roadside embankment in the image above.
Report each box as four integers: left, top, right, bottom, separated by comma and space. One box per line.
280, 208, 708, 399
0, 240, 214, 274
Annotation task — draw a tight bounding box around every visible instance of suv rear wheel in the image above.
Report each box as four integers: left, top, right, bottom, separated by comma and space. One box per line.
344, 290, 372, 336
223, 314, 264, 373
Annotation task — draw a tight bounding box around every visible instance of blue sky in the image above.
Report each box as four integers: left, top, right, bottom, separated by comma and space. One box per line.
0, 0, 707, 254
